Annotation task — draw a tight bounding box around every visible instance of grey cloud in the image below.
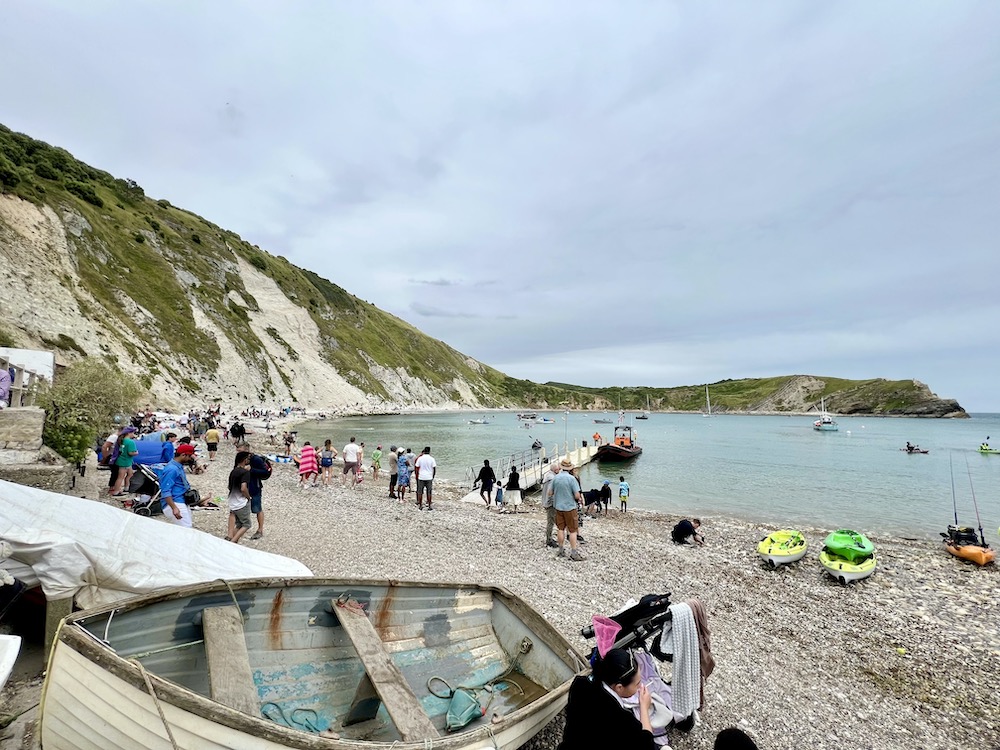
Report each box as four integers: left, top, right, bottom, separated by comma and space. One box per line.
3, 1, 999, 408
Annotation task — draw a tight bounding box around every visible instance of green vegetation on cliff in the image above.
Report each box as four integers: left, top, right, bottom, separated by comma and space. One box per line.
0, 123, 966, 417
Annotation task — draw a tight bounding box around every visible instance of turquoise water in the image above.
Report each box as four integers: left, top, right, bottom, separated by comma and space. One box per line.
293, 412, 1000, 540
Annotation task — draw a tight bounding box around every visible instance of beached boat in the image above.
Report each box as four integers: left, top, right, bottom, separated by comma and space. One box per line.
595, 425, 642, 462
813, 397, 838, 431
39, 577, 586, 750
820, 549, 877, 584
941, 526, 996, 566
757, 529, 808, 567
823, 529, 875, 563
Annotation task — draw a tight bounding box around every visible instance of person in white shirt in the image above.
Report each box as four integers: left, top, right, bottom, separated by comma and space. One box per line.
413, 446, 437, 510
342, 437, 361, 487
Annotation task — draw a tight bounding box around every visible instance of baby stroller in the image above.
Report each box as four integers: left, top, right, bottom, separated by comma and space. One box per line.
124, 464, 163, 516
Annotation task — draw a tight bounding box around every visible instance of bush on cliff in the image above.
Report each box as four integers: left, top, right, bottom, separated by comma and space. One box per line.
40, 360, 145, 463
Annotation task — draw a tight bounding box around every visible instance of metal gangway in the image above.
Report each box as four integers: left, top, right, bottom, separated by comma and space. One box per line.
460, 439, 599, 505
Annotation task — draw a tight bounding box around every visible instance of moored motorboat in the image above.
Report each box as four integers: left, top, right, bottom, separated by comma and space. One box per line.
820, 549, 877, 584
812, 397, 838, 431
592, 418, 613, 424
39, 577, 585, 750
757, 530, 808, 567
823, 529, 874, 563
536, 417, 555, 424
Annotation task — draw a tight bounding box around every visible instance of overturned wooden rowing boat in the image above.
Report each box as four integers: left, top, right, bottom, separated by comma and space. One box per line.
40, 578, 586, 750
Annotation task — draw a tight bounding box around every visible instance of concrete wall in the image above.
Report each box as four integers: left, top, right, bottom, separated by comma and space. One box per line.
0, 406, 75, 494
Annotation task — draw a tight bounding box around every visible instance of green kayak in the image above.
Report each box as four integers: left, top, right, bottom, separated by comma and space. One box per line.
823, 529, 875, 563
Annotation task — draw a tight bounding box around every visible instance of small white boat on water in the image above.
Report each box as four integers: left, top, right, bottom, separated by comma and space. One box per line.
39, 577, 585, 750
702, 386, 713, 418
468, 417, 491, 425
813, 397, 838, 432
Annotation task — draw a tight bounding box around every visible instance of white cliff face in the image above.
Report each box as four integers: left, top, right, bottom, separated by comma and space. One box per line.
0, 194, 489, 412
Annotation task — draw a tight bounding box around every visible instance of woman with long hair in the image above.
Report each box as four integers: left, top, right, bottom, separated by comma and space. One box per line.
558, 648, 655, 749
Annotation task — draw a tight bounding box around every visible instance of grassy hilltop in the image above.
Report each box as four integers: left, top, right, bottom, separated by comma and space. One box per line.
0, 123, 966, 417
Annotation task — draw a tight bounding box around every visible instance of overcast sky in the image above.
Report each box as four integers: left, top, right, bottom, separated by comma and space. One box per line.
3, 2, 999, 410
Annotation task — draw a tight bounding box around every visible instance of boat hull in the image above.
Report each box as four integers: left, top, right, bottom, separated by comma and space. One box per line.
595, 445, 642, 461
813, 423, 838, 432
979, 448, 1000, 455
757, 530, 808, 567
40, 578, 585, 750
819, 550, 877, 583
944, 542, 996, 566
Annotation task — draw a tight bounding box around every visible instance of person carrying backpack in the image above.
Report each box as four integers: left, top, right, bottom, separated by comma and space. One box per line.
246, 452, 273, 540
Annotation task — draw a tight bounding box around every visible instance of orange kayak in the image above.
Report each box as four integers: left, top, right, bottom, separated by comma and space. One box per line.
945, 542, 996, 566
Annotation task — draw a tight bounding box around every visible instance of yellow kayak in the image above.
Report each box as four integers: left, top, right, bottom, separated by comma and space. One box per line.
757, 529, 808, 567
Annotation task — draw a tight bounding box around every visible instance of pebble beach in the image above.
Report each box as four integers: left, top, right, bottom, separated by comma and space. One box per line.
166, 437, 1000, 750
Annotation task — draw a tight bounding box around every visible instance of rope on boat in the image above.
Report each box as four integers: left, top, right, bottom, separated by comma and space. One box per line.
130, 658, 181, 750
218, 578, 246, 621
426, 637, 532, 728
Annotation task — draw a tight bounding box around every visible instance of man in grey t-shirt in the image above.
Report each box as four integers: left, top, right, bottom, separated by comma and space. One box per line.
548, 458, 583, 560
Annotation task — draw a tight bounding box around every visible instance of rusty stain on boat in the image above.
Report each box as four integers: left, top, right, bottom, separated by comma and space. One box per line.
269, 588, 285, 650
373, 586, 396, 636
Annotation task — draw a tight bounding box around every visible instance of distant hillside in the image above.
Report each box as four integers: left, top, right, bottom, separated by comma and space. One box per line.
0, 123, 967, 417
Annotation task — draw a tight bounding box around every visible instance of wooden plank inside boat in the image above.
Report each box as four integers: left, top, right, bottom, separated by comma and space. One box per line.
332, 598, 439, 742
202, 605, 260, 716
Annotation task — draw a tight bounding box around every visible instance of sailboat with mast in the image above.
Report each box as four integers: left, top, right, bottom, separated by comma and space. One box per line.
636, 394, 650, 420
812, 397, 838, 431
702, 386, 712, 418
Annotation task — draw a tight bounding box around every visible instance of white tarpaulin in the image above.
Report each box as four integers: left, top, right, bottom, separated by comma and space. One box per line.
0, 479, 312, 608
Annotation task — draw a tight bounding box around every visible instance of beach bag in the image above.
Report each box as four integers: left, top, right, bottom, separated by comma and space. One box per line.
106, 441, 121, 466
183, 489, 201, 506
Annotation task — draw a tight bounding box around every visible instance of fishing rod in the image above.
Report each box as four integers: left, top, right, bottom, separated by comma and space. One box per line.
949, 452, 959, 527
963, 456, 988, 547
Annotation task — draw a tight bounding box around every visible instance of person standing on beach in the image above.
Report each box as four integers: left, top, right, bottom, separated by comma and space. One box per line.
619, 476, 630, 512
475, 459, 497, 506
319, 440, 337, 486
225, 451, 253, 543
371, 445, 383, 481
298, 441, 319, 487
540, 459, 560, 547
342, 437, 360, 487
387, 446, 398, 498
549, 458, 584, 560
396, 449, 411, 504
504, 466, 522, 514
204, 424, 221, 461
414, 446, 437, 510
246, 451, 270, 539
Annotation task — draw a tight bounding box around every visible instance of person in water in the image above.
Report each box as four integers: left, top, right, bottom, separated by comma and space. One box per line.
558, 648, 655, 750
906, 441, 916, 453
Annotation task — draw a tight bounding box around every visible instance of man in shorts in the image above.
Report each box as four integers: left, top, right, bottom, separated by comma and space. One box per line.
414, 446, 437, 510
226, 451, 253, 543
548, 458, 584, 561
342, 437, 360, 486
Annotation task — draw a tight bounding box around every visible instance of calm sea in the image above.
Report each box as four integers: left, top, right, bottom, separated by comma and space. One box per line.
293, 411, 1000, 541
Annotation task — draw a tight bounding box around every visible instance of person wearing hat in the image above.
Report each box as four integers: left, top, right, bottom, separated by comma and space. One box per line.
109, 426, 139, 497
159, 443, 198, 528
413, 446, 437, 510
548, 458, 584, 561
